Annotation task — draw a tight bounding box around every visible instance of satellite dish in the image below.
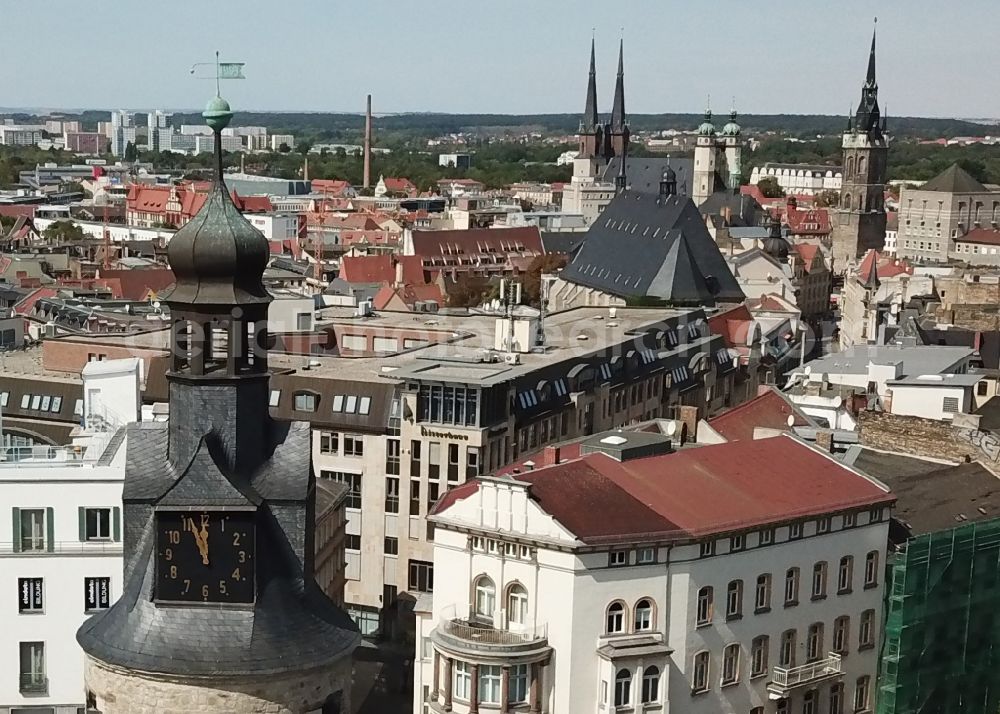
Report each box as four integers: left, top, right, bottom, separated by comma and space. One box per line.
804, 365, 812, 375
152, 301, 161, 310
787, 415, 795, 427
666, 421, 677, 437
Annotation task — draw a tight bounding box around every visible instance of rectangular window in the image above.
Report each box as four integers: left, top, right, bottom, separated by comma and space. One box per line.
296, 312, 312, 331
859, 609, 875, 649
608, 550, 628, 567
751, 635, 769, 677
789, 523, 803, 540
85, 507, 112, 541
320, 431, 339, 454
699, 541, 715, 558
807, 622, 824, 662
817, 517, 831, 534
345, 395, 358, 413
692, 651, 710, 693
385, 477, 400, 514
730, 534, 745, 552
509, 664, 528, 703
18, 509, 47, 552
320, 471, 361, 509
30, 395, 41, 410
479, 665, 502, 705
332, 395, 344, 412
384, 537, 398, 556
466, 446, 480, 479
854, 676, 871, 712
428, 441, 441, 480
40, 395, 51, 412
410, 440, 421, 477
409, 480, 421, 516
447, 443, 459, 482
18, 642, 46, 694
830, 683, 845, 714
755, 574, 772, 612
637, 547, 655, 564
839, 556, 854, 594
358, 396, 371, 415
812, 561, 828, 599
343, 435, 364, 457
85, 577, 111, 612
759, 528, 774, 546
345, 534, 361, 550
864, 551, 880, 588
21, 393, 30, 409
454, 661, 470, 700
780, 629, 796, 667
386, 439, 401, 476
18, 578, 43, 613
722, 644, 740, 685
408, 559, 434, 593
833, 616, 850, 654
784, 568, 800, 606
843, 512, 857, 528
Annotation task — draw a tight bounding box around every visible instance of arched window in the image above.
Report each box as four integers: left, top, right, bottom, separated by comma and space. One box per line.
641, 666, 660, 703
755, 574, 772, 612
473, 576, 495, 622
846, 156, 855, 175
838, 556, 854, 593
722, 643, 741, 685
843, 193, 853, 210
858, 156, 867, 175
506, 583, 528, 626
726, 579, 743, 619
692, 651, 710, 693
614, 668, 632, 707
784, 568, 800, 605
864, 551, 880, 587
634, 599, 653, 631
606, 601, 626, 633
696, 586, 714, 626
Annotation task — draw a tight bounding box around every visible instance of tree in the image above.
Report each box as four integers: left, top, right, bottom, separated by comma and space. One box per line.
124, 141, 138, 162
43, 220, 86, 243
815, 189, 840, 208
447, 274, 494, 308
522, 253, 568, 306
278, 142, 291, 153
757, 176, 785, 198
296, 141, 313, 156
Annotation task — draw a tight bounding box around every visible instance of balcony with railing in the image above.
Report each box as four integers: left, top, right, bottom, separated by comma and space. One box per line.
19, 673, 48, 694
768, 653, 842, 699
431, 604, 549, 656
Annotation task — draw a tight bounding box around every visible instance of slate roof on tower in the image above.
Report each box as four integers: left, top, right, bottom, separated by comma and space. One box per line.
559, 190, 744, 305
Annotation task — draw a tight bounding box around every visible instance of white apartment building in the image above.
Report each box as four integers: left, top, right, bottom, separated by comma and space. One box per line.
245, 213, 299, 243
750, 164, 843, 197
146, 110, 171, 152
0, 359, 140, 714
414, 431, 892, 714
271, 134, 295, 151
109, 111, 135, 157
0, 126, 44, 147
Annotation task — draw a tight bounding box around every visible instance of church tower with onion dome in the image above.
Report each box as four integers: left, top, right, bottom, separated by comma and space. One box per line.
77, 78, 359, 714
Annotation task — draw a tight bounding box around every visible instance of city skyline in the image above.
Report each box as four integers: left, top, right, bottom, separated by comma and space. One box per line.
4, 0, 1000, 119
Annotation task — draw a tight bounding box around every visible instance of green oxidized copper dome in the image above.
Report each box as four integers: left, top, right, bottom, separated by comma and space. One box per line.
203, 95, 233, 132
721, 109, 741, 137
698, 108, 716, 136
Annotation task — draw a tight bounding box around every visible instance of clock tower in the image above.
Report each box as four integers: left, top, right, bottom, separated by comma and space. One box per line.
77, 88, 360, 714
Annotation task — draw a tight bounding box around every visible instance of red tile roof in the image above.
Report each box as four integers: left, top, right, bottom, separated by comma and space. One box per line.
858, 250, 913, 279
436, 435, 892, 543
382, 177, 418, 195
782, 207, 831, 236
709, 388, 812, 442
127, 184, 271, 223
708, 304, 754, 347
0, 206, 37, 219
959, 228, 1000, 246
372, 283, 445, 310
748, 294, 796, 312
311, 179, 354, 196
409, 226, 544, 258
339, 254, 425, 284
94, 268, 176, 301
792, 243, 822, 271
13, 287, 58, 316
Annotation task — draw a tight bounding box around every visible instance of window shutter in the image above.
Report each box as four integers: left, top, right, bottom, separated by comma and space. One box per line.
79, 507, 87, 542
113, 507, 121, 542
12, 507, 20, 554
45, 507, 54, 553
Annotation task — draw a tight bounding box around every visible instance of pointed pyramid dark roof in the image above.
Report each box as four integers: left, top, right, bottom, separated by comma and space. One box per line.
582, 39, 599, 132
920, 163, 989, 194
560, 190, 744, 306
859, 249, 881, 290
611, 39, 626, 133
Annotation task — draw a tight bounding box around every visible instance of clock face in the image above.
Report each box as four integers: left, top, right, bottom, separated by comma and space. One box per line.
154, 511, 255, 604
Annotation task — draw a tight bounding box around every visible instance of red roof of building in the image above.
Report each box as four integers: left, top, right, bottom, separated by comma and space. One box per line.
306, 213, 382, 231
959, 228, 1000, 246
435, 435, 892, 543
372, 283, 445, 310
0, 206, 37, 219
311, 179, 354, 196
709, 388, 813, 442
339, 254, 425, 284
127, 184, 271, 220
94, 268, 176, 301
792, 243, 822, 271
708, 304, 754, 348
382, 177, 418, 195
858, 250, 913, 279
783, 206, 831, 236
13, 287, 58, 316
748, 293, 796, 313
409, 226, 544, 257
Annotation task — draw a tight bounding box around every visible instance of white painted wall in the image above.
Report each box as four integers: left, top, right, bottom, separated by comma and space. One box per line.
888, 383, 972, 420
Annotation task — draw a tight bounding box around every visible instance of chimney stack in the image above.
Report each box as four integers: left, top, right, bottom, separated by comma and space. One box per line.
363, 94, 373, 190
303, 156, 309, 182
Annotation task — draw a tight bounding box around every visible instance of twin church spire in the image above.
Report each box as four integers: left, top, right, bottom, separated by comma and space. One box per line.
578, 38, 629, 163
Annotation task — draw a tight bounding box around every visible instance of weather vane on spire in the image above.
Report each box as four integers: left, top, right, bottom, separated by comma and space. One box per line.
190, 51, 246, 98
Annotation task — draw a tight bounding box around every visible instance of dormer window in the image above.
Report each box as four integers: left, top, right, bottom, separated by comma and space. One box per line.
293, 392, 318, 412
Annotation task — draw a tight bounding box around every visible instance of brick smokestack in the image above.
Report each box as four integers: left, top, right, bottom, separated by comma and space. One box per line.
363, 94, 372, 190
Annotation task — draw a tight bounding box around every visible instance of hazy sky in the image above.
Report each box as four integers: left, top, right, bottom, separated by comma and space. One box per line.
4, 0, 998, 118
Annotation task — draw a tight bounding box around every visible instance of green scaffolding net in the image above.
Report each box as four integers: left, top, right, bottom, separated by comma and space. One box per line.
879, 520, 1000, 714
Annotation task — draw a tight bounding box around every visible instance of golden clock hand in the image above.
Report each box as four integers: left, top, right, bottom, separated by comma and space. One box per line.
187, 517, 210, 565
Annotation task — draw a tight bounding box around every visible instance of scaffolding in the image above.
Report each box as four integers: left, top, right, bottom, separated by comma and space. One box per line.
878, 520, 1000, 714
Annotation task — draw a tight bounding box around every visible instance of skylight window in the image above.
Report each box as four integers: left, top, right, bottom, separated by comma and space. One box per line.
332, 395, 344, 412
601, 435, 627, 445
359, 396, 372, 415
